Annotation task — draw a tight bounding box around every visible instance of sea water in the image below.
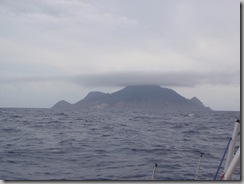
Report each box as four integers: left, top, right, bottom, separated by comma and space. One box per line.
0, 108, 240, 180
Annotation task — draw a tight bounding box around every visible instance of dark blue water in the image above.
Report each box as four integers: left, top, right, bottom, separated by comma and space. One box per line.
0, 108, 240, 180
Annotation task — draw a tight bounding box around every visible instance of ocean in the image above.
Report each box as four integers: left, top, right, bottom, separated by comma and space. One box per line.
0, 108, 240, 180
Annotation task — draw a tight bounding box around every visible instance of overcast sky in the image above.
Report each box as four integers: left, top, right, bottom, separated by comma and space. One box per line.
0, 0, 240, 110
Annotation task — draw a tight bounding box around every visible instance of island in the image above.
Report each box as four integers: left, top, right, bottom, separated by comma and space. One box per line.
52, 85, 211, 111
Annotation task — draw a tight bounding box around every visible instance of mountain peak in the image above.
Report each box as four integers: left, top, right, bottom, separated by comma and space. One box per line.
52, 100, 71, 109
190, 96, 205, 107
124, 85, 162, 90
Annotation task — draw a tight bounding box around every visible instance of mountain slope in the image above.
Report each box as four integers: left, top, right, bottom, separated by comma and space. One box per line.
73, 91, 110, 108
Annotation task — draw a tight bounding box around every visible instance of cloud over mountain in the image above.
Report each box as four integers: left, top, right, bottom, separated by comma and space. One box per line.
0, 0, 239, 110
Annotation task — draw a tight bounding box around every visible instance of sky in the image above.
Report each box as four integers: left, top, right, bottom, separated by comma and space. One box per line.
0, 0, 240, 111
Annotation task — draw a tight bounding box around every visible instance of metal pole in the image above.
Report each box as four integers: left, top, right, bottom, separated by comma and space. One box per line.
195, 153, 203, 180
222, 147, 240, 180
151, 164, 157, 180
224, 119, 240, 173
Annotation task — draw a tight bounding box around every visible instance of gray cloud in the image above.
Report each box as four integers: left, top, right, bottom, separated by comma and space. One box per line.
1, 70, 238, 88
73, 71, 240, 87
